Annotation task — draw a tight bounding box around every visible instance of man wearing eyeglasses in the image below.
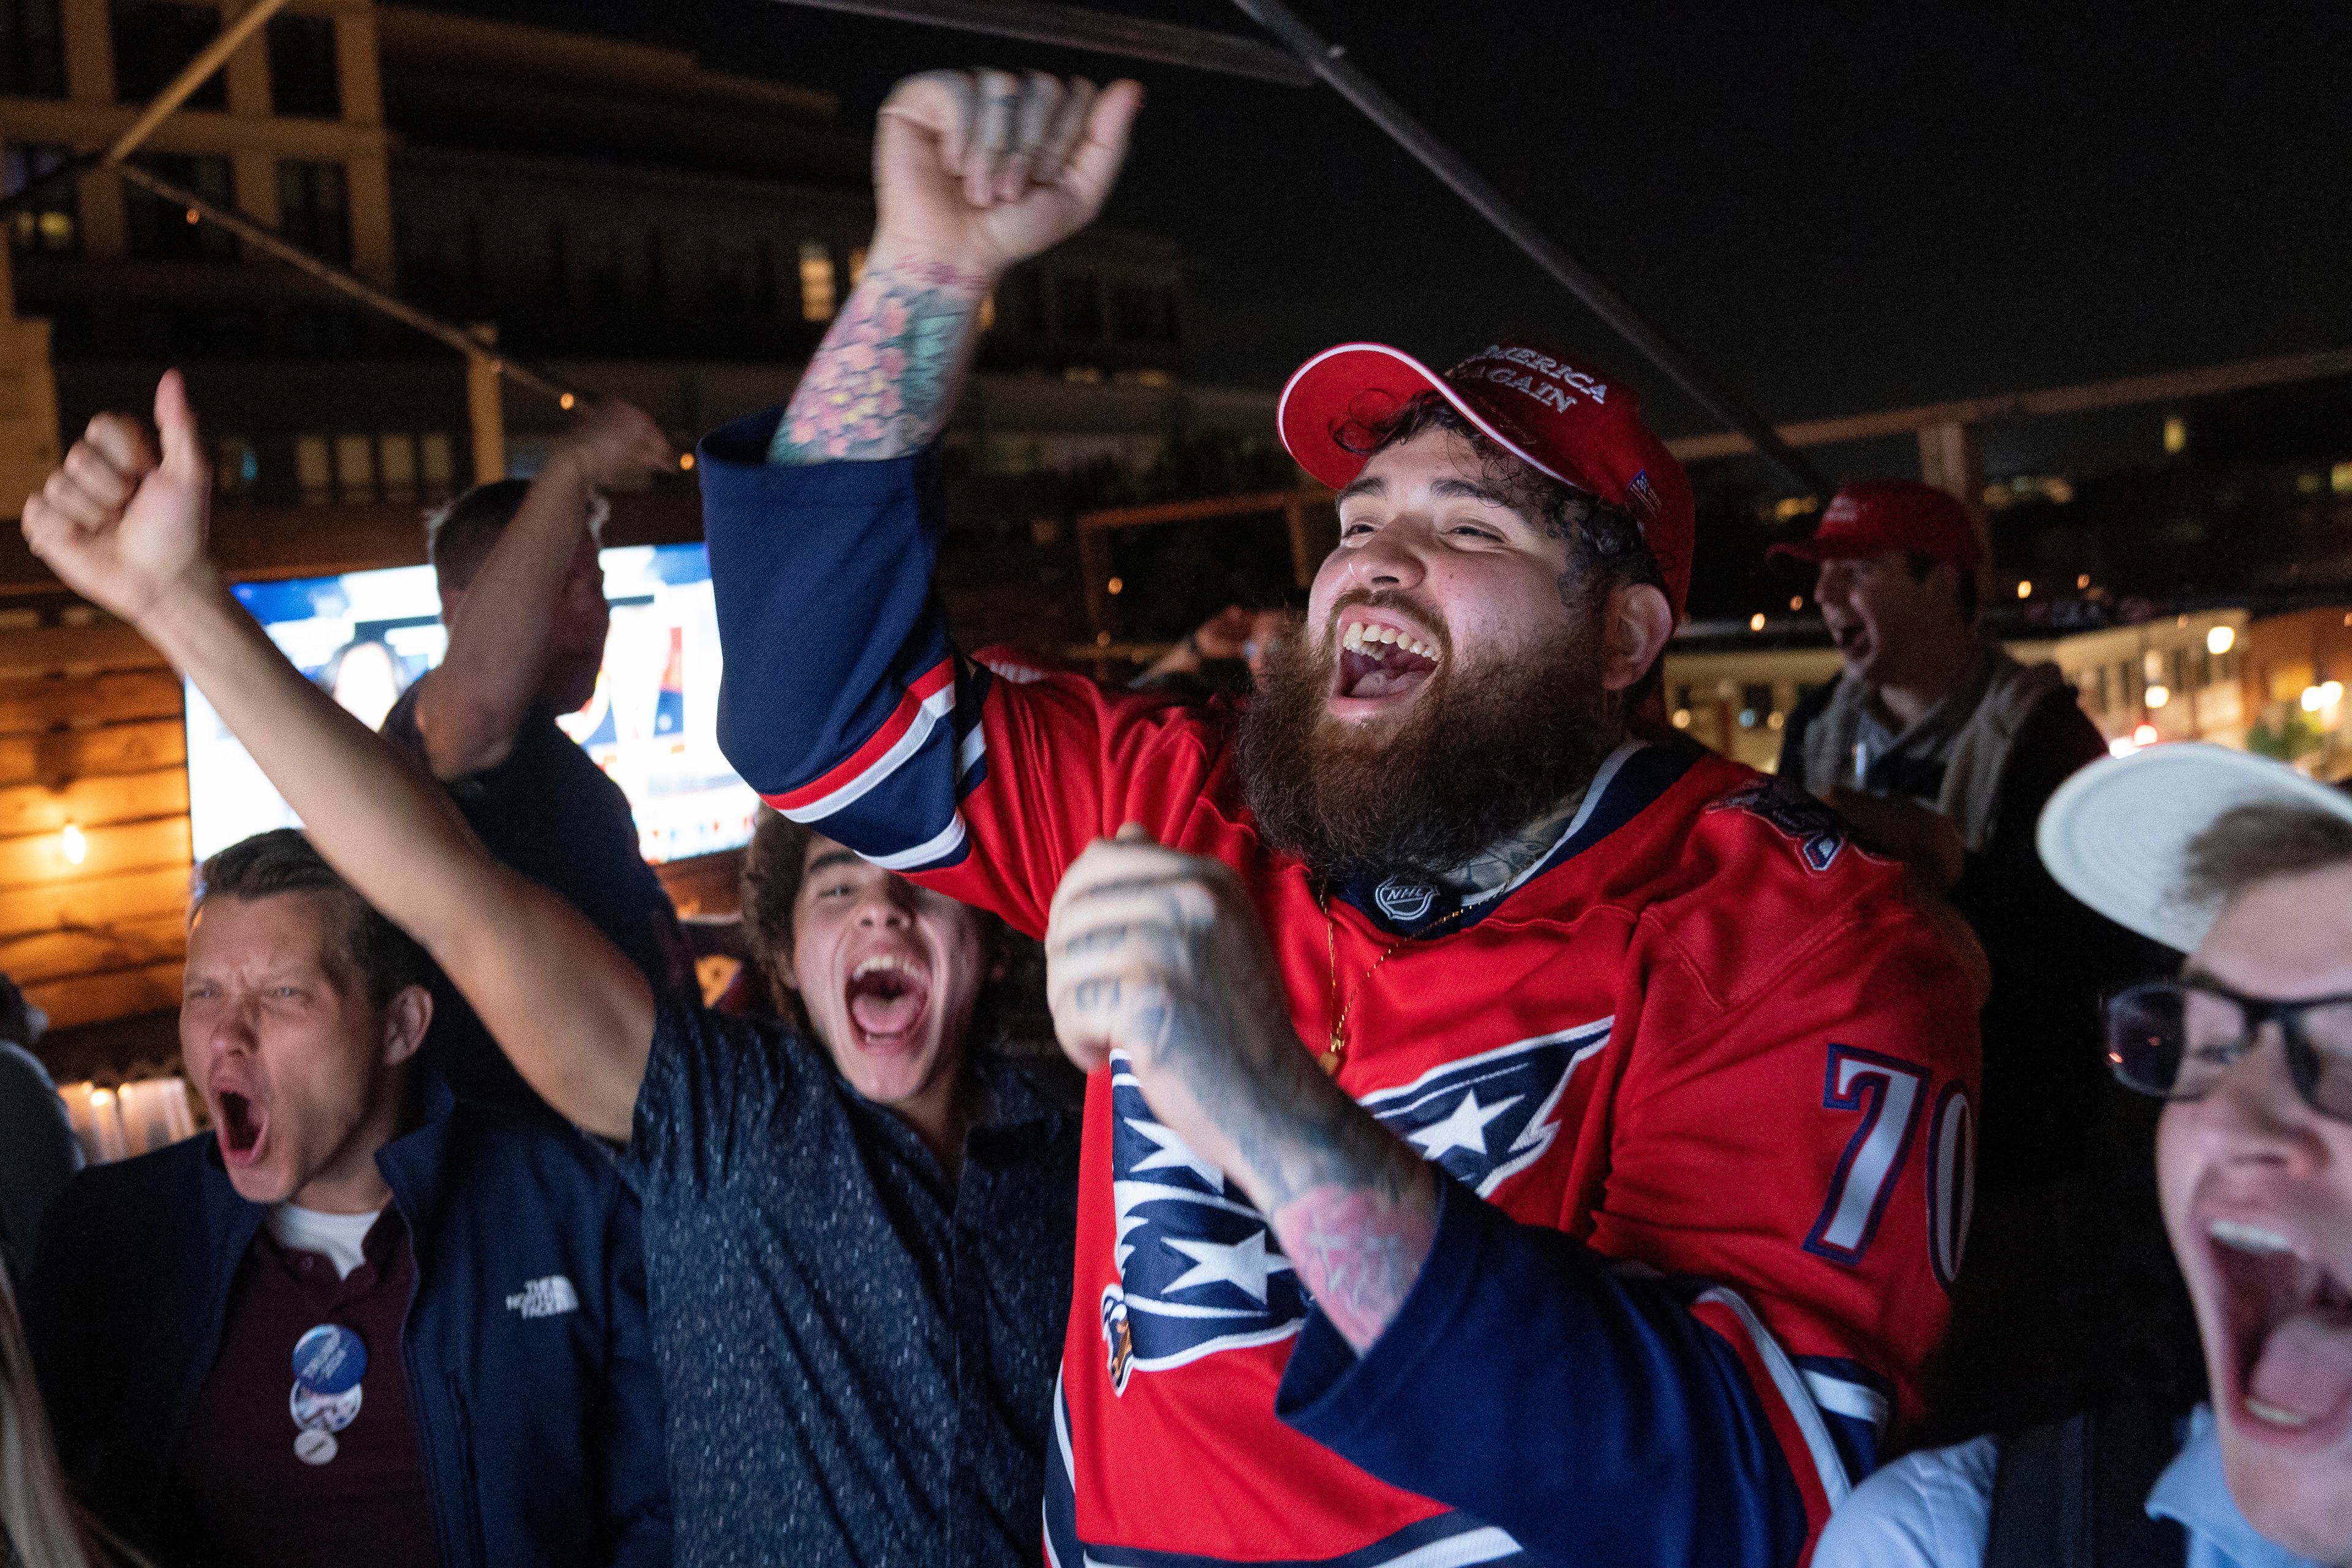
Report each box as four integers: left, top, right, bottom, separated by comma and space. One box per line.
1816, 742, 2352, 1568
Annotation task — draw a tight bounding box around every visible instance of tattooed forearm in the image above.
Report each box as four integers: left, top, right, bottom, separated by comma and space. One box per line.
1046, 837, 1442, 1351
767, 258, 992, 465
1275, 1183, 1438, 1351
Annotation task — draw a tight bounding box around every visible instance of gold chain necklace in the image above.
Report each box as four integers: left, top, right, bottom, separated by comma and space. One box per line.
1315, 887, 1466, 1074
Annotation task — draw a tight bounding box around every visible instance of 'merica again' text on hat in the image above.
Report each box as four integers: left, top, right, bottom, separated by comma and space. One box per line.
1276, 336, 1697, 617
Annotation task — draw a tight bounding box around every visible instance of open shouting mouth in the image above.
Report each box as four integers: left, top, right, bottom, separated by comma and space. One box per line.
213, 1085, 269, 1169
843, 953, 933, 1052
1333, 614, 1443, 706
2206, 1214, 2352, 1445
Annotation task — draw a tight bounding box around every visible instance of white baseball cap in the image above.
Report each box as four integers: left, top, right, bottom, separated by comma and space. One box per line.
2038, 742, 2352, 954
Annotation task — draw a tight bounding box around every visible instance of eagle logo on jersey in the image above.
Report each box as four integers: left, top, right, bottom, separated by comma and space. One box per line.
1106, 1057, 1310, 1385
1102, 1024, 1607, 1390
1710, 778, 1846, 873
1357, 1020, 1611, 1196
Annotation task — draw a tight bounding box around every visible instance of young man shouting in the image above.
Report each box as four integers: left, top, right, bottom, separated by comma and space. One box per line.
21, 375, 1079, 1568
1818, 744, 2352, 1566
695, 68, 1981, 1568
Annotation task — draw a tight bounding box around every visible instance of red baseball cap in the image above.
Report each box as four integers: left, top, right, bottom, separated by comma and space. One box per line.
1276, 337, 1697, 617
1768, 479, 1982, 573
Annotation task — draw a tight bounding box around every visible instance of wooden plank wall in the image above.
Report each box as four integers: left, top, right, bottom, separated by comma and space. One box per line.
0, 605, 191, 1033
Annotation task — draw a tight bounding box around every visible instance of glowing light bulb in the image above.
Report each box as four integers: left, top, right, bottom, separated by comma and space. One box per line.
2133, 722, 2159, 747
2016, 580, 2033, 600
559, 392, 576, 410
2205, 625, 2234, 655
2326, 681, 2346, 706
2076, 574, 2090, 590
1748, 612, 1766, 632
1788, 596, 1802, 611
1106, 577, 1123, 595
89, 1087, 113, 1106
1670, 709, 1691, 729
2145, 685, 2170, 709
59, 823, 86, 865
2303, 686, 2326, 712
678, 453, 695, 471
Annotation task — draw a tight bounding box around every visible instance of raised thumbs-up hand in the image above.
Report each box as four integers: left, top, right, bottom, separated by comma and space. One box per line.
23, 369, 217, 625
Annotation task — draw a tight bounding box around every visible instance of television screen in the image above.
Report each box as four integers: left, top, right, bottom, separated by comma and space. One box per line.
186, 544, 760, 866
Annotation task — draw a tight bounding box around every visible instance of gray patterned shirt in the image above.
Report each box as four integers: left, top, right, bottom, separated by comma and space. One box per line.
618, 1001, 1080, 1568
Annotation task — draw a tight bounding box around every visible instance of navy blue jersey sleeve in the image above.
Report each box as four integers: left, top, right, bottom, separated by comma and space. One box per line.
1275, 1178, 1811, 1568
700, 410, 985, 873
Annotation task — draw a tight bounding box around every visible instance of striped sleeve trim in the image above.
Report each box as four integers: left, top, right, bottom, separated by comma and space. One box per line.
764, 657, 958, 821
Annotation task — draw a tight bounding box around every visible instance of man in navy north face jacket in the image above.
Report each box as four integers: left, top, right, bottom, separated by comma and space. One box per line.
24, 830, 669, 1568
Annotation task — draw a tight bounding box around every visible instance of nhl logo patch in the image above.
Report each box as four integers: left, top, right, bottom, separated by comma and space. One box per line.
1373, 878, 1437, 924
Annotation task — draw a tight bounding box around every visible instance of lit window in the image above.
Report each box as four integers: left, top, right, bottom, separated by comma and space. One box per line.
333, 434, 375, 504
379, 433, 418, 505
418, 433, 455, 502
295, 435, 332, 506
797, 242, 835, 322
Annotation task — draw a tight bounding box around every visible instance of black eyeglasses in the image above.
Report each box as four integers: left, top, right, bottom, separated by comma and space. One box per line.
2103, 978, 2352, 1122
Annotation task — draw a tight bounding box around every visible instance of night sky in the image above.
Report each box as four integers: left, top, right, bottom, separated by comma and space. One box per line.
431, 1, 2351, 462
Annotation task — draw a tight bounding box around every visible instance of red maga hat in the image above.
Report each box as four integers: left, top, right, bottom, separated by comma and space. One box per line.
1276, 337, 1697, 617
1768, 479, 1983, 574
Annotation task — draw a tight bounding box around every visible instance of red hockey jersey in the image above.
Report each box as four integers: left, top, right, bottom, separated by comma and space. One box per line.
700, 432, 1981, 1568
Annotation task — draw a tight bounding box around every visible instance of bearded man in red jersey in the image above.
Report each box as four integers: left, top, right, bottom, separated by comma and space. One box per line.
699, 67, 1980, 1568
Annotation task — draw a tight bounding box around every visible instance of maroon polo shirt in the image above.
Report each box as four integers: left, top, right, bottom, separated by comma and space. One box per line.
176, 1208, 439, 1568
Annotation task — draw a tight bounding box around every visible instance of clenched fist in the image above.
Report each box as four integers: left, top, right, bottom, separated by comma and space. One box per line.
23, 369, 216, 625
869, 69, 1143, 279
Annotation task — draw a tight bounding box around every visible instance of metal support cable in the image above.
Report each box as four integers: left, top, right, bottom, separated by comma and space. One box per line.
1227, 0, 1834, 496
765, 0, 1314, 85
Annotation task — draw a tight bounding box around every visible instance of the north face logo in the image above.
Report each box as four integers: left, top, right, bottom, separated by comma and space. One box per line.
505, 1275, 579, 1319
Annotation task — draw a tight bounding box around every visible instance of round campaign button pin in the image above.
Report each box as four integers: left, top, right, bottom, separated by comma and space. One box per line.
293, 1428, 339, 1466
291, 1324, 366, 1395
290, 1380, 363, 1434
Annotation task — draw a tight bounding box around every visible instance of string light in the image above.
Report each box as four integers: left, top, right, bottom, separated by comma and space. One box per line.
678, 453, 695, 471
559, 393, 576, 410
1106, 577, 1124, 595
2205, 625, 2234, 655
59, 823, 86, 865
183, 208, 200, 225
1748, 612, 1766, 632
2016, 580, 2033, 599
1788, 596, 1802, 611
2076, 574, 2090, 590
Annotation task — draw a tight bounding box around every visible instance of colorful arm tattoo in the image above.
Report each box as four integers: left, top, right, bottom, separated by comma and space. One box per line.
766, 258, 992, 466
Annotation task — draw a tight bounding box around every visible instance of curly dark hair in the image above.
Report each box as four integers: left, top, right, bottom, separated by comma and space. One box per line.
737, 809, 1050, 1051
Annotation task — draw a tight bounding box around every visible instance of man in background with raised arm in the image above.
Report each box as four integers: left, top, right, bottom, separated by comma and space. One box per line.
382, 401, 692, 1110
696, 68, 1980, 1567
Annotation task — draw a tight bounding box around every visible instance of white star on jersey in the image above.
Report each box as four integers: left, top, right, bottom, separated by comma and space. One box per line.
1406, 1088, 1521, 1161
1125, 1117, 1227, 1189
1161, 1229, 1274, 1303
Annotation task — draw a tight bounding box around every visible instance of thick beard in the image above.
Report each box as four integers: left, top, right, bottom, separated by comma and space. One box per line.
1237, 601, 1624, 886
